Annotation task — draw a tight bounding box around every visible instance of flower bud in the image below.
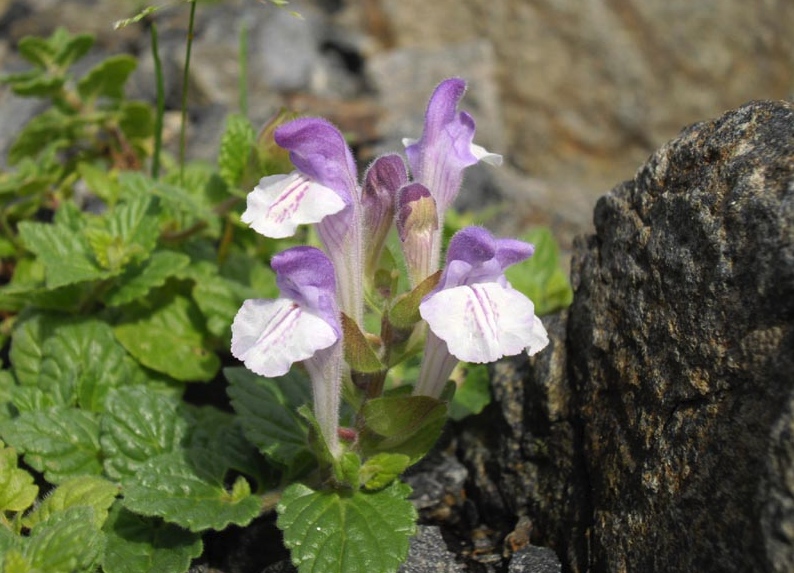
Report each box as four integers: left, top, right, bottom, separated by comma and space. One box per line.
362, 154, 408, 276
396, 183, 439, 286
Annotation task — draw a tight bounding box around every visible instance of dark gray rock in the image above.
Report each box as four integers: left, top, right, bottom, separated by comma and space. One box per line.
569, 99, 794, 572
397, 526, 466, 573
508, 546, 562, 573
461, 100, 794, 573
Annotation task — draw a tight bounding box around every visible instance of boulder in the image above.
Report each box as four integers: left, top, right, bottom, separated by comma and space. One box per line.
461, 100, 794, 572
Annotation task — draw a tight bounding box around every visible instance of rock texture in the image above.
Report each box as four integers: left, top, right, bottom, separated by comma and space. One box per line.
461, 99, 794, 572
569, 99, 794, 572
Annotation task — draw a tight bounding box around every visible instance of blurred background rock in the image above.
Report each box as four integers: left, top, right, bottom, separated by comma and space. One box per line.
1, 0, 792, 263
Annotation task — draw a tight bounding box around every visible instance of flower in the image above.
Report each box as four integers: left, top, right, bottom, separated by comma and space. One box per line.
231, 246, 341, 377
414, 226, 548, 397
402, 78, 502, 281
241, 117, 365, 325
231, 246, 344, 454
403, 78, 502, 216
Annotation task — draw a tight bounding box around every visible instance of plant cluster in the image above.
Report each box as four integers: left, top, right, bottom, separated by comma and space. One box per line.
0, 22, 572, 573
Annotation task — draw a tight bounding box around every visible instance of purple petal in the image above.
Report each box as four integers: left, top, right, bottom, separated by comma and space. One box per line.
404, 79, 479, 211
494, 238, 535, 270
446, 226, 496, 267
362, 154, 408, 271
272, 246, 340, 336
274, 117, 358, 206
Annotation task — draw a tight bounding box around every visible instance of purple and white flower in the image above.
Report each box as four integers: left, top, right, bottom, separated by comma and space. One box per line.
403, 78, 502, 215
361, 154, 408, 277
414, 226, 549, 397
231, 246, 343, 453
241, 117, 365, 325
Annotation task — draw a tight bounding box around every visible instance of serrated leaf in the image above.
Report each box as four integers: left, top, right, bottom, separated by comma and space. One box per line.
277, 480, 417, 573
449, 363, 491, 421
102, 505, 202, 573
0, 443, 38, 513
361, 396, 447, 464
18, 220, 112, 288
121, 452, 261, 532
89, 195, 160, 270
23, 476, 118, 530
113, 294, 220, 382
359, 453, 410, 491
100, 386, 190, 481
10, 386, 55, 413
38, 320, 132, 411
77, 55, 137, 101
25, 506, 103, 573
225, 367, 312, 467
218, 114, 255, 189
504, 227, 573, 316
335, 452, 361, 488
102, 251, 191, 307
1, 407, 102, 484
10, 313, 72, 387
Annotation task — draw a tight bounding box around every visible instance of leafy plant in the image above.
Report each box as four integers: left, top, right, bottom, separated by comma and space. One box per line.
0, 17, 573, 573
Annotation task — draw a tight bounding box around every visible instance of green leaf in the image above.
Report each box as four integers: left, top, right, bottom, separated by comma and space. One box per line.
11, 386, 56, 413
388, 271, 441, 330
1, 407, 102, 484
113, 295, 220, 382
53, 33, 94, 69
78, 162, 120, 206
359, 453, 410, 491
9, 313, 70, 387
102, 505, 203, 573
103, 251, 191, 307
118, 100, 154, 140
7, 74, 65, 97
16, 36, 55, 68
0, 442, 38, 514
361, 396, 447, 464
504, 227, 573, 316
218, 114, 255, 189
342, 313, 384, 374
88, 195, 161, 270
225, 367, 312, 467
335, 452, 361, 488
77, 55, 137, 101
190, 270, 253, 339
277, 480, 417, 573
6, 109, 72, 165
100, 386, 190, 481
185, 406, 270, 490
18, 220, 112, 288
448, 363, 491, 421
121, 452, 261, 532
25, 506, 103, 573
38, 320, 132, 411
22, 476, 118, 530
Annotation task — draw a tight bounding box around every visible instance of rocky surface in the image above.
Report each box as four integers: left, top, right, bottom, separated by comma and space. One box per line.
461, 99, 794, 572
